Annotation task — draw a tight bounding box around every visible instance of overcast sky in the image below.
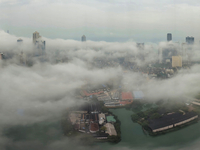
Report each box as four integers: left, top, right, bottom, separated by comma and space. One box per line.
0, 0, 200, 42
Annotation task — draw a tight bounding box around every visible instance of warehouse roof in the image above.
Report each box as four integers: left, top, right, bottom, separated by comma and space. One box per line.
148, 112, 198, 130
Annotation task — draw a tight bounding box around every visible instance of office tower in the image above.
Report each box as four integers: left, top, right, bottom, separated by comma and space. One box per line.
186, 36, 194, 44
33, 31, 40, 44
32, 31, 46, 56
82, 35, 86, 42
17, 38, 23, 43
167, 33, 172, 42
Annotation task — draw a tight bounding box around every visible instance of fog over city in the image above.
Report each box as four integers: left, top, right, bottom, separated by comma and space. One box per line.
1, 0, 200, 149
0, 29, 200, 149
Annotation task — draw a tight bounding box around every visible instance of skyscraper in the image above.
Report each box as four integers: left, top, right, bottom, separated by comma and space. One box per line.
167, 33, 172, 42
33, 31, 40, 44
82, 35, 86, 42
32, 31, 46, 56
186, 36, 194, 44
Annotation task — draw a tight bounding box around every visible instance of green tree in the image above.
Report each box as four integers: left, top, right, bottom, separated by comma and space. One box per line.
100, 126, 107, 133
131, 114, 140, 122
108, 135, 121, 143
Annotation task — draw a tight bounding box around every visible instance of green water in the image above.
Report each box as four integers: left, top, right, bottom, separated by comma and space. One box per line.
99, 108, 200, 150
5, 108, 200, 149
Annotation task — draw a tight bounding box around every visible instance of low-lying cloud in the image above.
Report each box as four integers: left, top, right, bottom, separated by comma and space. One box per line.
0, 30, 200, 149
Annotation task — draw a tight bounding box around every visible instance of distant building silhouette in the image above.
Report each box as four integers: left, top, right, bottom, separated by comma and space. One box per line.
186, 36, 194, 44
137, 43, 144, 50
167, 33, 172, 42
161, 44, 178, 63
33, 31, 41, 44
17, 38, 23, 43
0, 53, 4, 60
32, 31, 46, 56
82, 35, 86, 42
35, 40, 45, 51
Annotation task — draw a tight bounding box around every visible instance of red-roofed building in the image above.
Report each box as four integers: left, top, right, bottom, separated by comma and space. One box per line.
89, 122, 99, 133
120, 100, 133, 105
121, 92, 133, 101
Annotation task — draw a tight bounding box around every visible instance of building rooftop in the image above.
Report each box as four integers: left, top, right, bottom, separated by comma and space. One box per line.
17, 38, 23, 41
107, 116, 116, 123
148, 112, 198, 130
120, 100, 133, 105
89, 102, 100, 113
121, 92, 133, 100
91, 113, 99, 121
105, 123, 117, 136
90, 122, 99, 132
99, 113, 105, 120
82, 90, 103, 96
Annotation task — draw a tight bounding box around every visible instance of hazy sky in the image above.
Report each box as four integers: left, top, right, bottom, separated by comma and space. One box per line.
1, 0, 200, 42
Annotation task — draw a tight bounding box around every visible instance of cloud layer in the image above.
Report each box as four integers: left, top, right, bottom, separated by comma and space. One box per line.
0, 30, 200, 149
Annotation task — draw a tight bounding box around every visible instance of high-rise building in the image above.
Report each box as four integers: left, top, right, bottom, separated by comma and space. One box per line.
33, 31, 40, 44
186, 36, 194, 44
167, 33, 172, 42
82, 35, 86, 42
32, 31, 46, 56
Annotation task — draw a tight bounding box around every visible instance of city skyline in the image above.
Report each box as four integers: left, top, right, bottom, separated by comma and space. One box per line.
1, 29, 198, 45
1, 0, 200, 42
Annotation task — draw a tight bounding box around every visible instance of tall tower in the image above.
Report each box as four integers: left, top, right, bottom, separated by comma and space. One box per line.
33, 31, 40, 44
167, 33, 172, 42
82, 35, 86, 42
186, 36, 194, 44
